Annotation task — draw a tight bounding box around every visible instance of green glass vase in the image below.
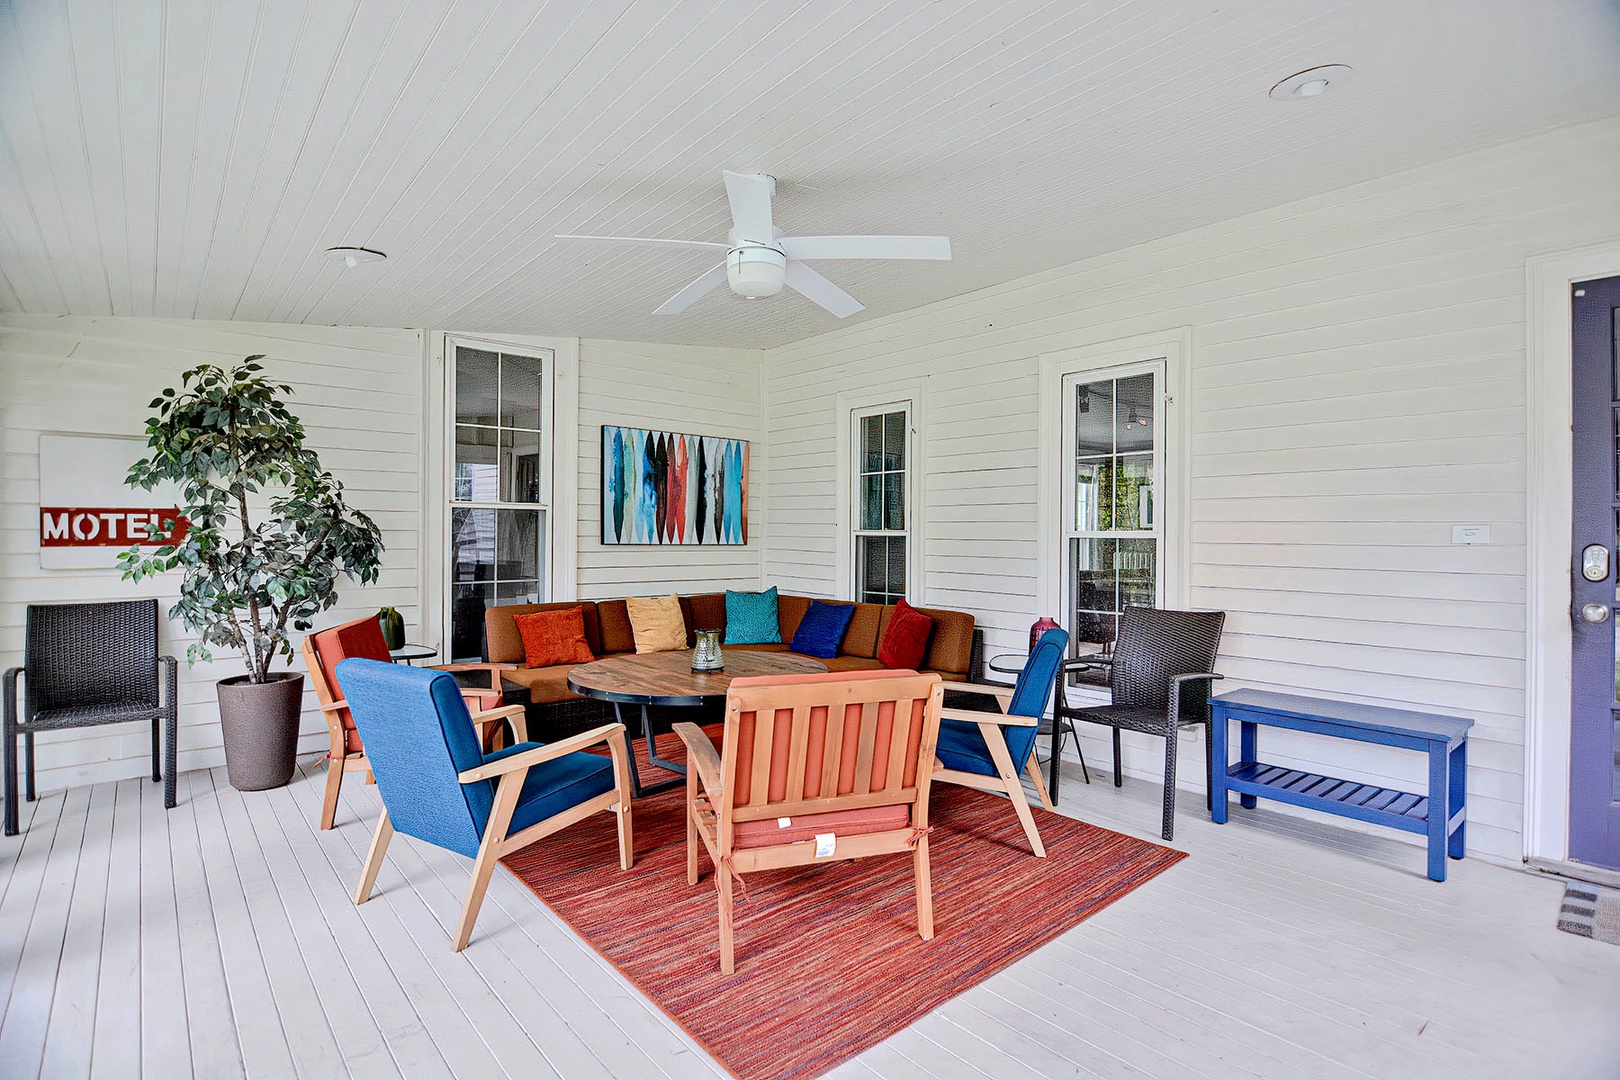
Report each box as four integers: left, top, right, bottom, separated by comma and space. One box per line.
377, 606, 405, 650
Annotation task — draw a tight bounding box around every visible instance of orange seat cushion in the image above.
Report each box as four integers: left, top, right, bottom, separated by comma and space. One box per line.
513, 606, 595, 668
732, 805, 911, 848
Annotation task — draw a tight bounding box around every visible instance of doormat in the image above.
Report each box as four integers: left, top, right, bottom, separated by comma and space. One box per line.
503, 732, 1186, 1080
1557, 880, 1620, 945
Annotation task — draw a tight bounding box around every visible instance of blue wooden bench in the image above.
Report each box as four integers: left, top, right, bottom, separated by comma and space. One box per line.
1209, 689, 1472, 881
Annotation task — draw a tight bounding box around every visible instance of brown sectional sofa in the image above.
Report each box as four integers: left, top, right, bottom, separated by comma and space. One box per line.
478, 592, 982, 736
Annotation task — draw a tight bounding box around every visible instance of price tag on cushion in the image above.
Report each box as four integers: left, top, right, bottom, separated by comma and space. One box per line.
814, 833, 836, 858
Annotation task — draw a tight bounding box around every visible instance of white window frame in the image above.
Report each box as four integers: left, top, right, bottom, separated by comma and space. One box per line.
1038, 330, 1191, 635
835, 386, 925, 603
423, 333, 578, 660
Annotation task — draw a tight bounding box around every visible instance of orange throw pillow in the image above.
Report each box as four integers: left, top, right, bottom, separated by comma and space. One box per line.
513, 607, 595, 668
877, 599, 933, 670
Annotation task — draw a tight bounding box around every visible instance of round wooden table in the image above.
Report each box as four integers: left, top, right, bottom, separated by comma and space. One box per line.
568, 650, 827, 796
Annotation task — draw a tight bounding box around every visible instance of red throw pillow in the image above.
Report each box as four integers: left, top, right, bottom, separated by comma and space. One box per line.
877, 600, 933, 670
513, 607, 595, 668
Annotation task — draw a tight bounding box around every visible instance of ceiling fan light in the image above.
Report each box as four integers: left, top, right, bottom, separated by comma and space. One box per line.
727, 245, 786, 298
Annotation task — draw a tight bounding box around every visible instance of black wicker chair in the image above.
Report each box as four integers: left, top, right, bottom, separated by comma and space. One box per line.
1053, 607, 1225, 841
4, 599, 178, 835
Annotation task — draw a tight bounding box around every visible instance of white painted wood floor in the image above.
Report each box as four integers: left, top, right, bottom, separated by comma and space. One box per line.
3, 755, 1618, 1080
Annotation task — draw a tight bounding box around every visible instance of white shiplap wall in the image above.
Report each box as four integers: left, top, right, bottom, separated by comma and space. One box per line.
0, 315, 424, 792
761, 117, 1620, 864
576, 339, 764, 599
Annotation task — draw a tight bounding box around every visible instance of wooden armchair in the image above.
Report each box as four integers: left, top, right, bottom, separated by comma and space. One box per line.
300, 615, 517, 830
932, 627, 1068, 857
674, 669, 944, 974
336, 659, 633, 951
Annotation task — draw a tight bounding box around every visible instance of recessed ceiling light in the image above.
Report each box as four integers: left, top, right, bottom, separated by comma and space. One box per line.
324, 246, 387, 268
1269, 64, 1353, 102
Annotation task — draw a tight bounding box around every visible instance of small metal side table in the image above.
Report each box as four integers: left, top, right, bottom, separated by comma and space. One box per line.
388, 644, 437, 665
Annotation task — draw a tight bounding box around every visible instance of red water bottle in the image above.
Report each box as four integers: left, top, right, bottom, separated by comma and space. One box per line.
1029, 616, 1061, 653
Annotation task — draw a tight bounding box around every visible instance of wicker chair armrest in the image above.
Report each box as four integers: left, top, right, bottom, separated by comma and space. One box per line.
158, 656, 177, 707
672, 722, 724, 801
3, 667, 19, 722
1062, 656, 1114, 673
1167, 672, 1224, 720
456, 722, 626, 783
938, 706, 1038, 728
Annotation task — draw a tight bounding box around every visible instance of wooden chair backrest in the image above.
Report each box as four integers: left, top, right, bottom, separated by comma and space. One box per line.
718, 670, 944, 830
301, 616, 392, 752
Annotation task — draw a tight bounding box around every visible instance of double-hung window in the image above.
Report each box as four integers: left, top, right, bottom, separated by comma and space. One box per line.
852, 404, 911, 604
1061, 364, 1163, 655
448, 343, 552, 661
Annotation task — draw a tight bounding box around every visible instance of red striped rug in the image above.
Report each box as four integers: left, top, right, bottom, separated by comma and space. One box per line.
502, 735, 1186, 1080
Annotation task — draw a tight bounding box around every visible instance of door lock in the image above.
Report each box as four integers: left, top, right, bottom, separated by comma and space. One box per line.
1582, 544, 1610, 582
1581, 603, 1612, 624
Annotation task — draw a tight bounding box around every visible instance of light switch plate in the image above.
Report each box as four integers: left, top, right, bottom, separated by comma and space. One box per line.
1452, 525, 1491, 545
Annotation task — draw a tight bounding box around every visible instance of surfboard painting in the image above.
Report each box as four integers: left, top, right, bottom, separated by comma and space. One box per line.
601, 426, 748, 545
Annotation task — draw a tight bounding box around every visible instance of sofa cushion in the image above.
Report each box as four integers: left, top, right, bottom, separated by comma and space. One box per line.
877, 599, 933, 669
777, 593, 811, 642
732, 805, 911, 849
817, 655, 885, 674
596, 599, 634, 654
725, 586, 782, 644
789, 600, 857, 659
840, 602, 885, 658
486, 601, 604, 664
626, 594, 687, 653
498, 664, 583, 705
683, 593, 726, 645
725, 642, 792, 654
513, 606, 594, 668
917, 607, 975, 677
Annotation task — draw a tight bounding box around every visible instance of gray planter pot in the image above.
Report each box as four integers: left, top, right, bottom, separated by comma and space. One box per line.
217, 672, 304, 791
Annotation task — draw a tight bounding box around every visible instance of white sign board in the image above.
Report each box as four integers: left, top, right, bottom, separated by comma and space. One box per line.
38, 433, 184, 570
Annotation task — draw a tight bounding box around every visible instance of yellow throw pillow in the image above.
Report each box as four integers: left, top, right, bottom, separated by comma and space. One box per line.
625, 594, 687, 654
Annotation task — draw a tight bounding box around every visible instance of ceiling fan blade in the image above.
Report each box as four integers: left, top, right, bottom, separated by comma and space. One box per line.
779, 235, 951, 261
783, 260, 864, 318
556, 234, 728, 250
653, 262, 728, 315
722, 171, 774, 243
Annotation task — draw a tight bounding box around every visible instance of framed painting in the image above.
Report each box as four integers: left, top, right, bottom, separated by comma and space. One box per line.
602, 426, 748, 545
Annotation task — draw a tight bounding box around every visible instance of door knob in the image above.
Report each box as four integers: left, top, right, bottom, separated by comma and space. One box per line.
1581, 603, 1611, 624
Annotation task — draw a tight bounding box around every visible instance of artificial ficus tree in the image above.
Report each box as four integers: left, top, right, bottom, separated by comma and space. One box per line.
119, 357, 384, 683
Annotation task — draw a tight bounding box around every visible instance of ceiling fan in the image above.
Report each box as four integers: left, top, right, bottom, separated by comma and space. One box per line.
557, 171, 951, 318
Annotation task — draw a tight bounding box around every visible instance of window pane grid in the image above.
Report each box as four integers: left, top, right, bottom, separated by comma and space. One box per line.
1063, 370, 1160, 655
450, 345, 551, 661
853, 406, 909, 603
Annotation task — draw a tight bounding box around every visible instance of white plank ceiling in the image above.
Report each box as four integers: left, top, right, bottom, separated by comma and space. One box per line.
2, 0, 1617, 350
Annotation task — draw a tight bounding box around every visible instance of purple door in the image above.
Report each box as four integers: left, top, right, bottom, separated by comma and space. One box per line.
1570, 274, 1620, 870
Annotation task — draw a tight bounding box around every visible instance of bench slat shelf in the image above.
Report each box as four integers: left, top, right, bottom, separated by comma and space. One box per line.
1211, 689, 1472, 882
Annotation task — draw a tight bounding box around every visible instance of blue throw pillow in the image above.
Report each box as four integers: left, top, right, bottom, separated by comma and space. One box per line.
724, 586, 781, 645
790, 600, 856, 659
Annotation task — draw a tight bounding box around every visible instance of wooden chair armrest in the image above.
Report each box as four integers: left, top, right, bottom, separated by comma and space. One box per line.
944, 682, 1016, 708
672, 722, 724, 801
939, 705, 1039, 727
432, 661, 517, 690
317, 698, 349, 714
457, 722, 627, 783
469, 703, 528, 744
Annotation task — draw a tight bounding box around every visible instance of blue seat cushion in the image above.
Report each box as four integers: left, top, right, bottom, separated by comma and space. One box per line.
503, 749, 617, 838
935, 717, 1002, 777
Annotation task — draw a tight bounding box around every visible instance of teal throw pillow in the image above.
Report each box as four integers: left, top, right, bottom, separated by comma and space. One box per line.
725, 586, 782, 645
